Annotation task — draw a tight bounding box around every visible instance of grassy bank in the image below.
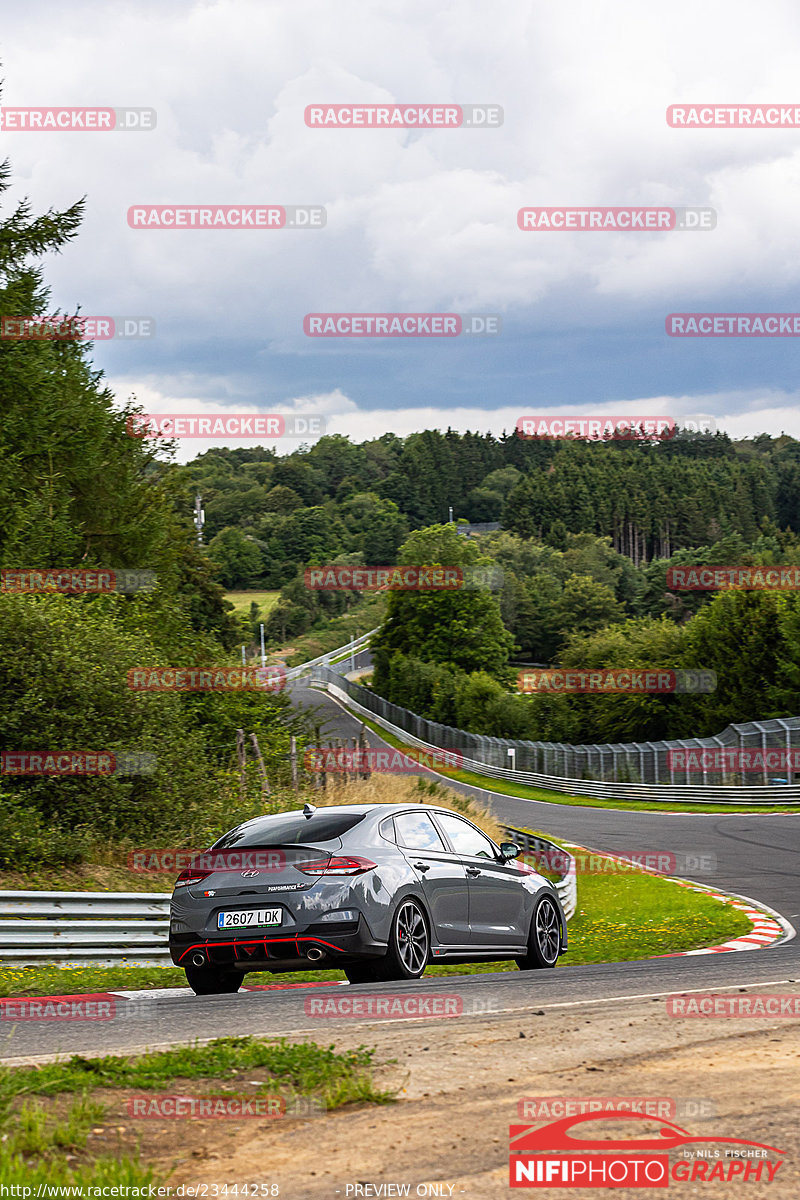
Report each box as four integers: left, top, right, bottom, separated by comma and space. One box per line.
224, 590, 280, 620
0, 1037, 390, 1186
279, 596, 386, 666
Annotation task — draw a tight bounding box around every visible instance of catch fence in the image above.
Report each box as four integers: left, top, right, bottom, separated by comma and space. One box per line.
311, 666, 800, 803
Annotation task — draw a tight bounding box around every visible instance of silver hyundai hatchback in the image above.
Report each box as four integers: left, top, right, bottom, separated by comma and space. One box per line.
169, 802, 567, 994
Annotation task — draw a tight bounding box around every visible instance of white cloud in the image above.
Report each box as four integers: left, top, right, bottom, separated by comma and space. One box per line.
4, 0, 800, 421
109, 381, 796, 461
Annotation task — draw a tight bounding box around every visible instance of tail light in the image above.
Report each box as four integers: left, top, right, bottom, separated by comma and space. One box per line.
175, 868, 213, 888
298, 856, 377, 876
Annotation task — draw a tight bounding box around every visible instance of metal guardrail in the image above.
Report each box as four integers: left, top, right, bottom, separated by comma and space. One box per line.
311, 668, 800, 804
282, 629, 378, 683
0, 841, 574, 967
0, 891, 171, 967
504, 827, 577, 921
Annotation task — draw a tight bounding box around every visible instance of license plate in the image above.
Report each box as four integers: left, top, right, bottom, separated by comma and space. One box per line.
217, 908, 282, 929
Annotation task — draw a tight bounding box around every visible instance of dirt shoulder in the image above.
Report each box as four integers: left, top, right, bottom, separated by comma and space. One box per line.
139, 988, 800, 1199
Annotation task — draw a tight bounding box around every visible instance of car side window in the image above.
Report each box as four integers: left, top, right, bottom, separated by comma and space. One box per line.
379, 816, 397, 843
436, 813, 497, 860
395, 811, 446, 851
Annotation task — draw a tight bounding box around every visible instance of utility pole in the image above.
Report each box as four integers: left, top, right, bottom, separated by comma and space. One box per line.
193, 493, 205, 544
260, 623, 266, 669
448, 505, 453, 524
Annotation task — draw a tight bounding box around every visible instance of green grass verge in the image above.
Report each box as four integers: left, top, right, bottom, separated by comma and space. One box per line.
0, 1037, 390, 1187
0, 964, 354, 997
0, 1036, 390, 1106
354, 713, 800, 814
0, 1149, 158, 1190
563, 866, 752, 962
224, 590, 280, 619
280, 595, 386, 667
0, 862, 174, 894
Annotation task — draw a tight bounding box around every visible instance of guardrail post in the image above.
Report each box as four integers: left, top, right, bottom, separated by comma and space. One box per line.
236, 728, 246, 800
290, 736, 298, 791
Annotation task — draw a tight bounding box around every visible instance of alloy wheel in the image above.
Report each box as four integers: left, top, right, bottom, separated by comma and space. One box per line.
535, 895, 561, 965
395, 900, 428, 974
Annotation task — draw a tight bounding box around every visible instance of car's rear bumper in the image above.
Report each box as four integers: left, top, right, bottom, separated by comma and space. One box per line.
169, 913, 386, 971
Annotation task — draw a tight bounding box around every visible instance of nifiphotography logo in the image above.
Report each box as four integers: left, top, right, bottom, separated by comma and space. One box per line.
509, 1110, 784, 1187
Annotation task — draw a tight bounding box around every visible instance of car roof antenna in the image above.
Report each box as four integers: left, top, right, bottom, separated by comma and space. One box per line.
302, 803, 316, 819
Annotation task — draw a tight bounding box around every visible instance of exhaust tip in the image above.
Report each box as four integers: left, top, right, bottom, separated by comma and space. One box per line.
306, 947, 324, 961
191, 952, 206, 966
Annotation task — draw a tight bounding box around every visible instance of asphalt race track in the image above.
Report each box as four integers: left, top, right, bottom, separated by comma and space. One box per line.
3, 665, 797, 1064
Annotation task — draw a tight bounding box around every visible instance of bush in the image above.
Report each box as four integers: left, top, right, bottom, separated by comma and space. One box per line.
0, 594, 303, 860
0, 795, 91, 868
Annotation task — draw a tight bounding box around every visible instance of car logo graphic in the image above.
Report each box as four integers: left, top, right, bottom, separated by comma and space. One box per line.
509, 1112, 785, 1154
241, 870, 259, 877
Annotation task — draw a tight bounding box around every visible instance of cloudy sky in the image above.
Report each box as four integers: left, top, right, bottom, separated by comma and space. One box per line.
3, 0, 800, 457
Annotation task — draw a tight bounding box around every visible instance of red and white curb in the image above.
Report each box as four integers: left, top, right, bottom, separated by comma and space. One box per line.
559, 839, 793, 956
109, 979, 349, 1001
653, 881, 789, 956
0, 979, 353, 1014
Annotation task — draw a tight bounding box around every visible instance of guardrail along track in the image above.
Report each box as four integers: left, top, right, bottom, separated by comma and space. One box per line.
0, 891, 171, 967
0, 832, 575, 966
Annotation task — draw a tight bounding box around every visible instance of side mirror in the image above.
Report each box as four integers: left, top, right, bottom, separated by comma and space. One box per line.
498, 841, 521, 862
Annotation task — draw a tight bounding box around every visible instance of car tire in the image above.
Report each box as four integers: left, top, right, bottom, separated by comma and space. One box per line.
184, 964, 243, 995
347, 898, 430, 983
516, 891, 562, 970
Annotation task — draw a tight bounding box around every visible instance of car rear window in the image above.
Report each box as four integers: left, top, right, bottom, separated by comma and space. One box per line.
213, 811, 366, 848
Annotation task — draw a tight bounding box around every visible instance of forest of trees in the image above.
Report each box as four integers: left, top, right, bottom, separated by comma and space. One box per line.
172, 427, 800, 592
172, 425, 800, 703
368, 522, 800, 745
0, 160, 305, 865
